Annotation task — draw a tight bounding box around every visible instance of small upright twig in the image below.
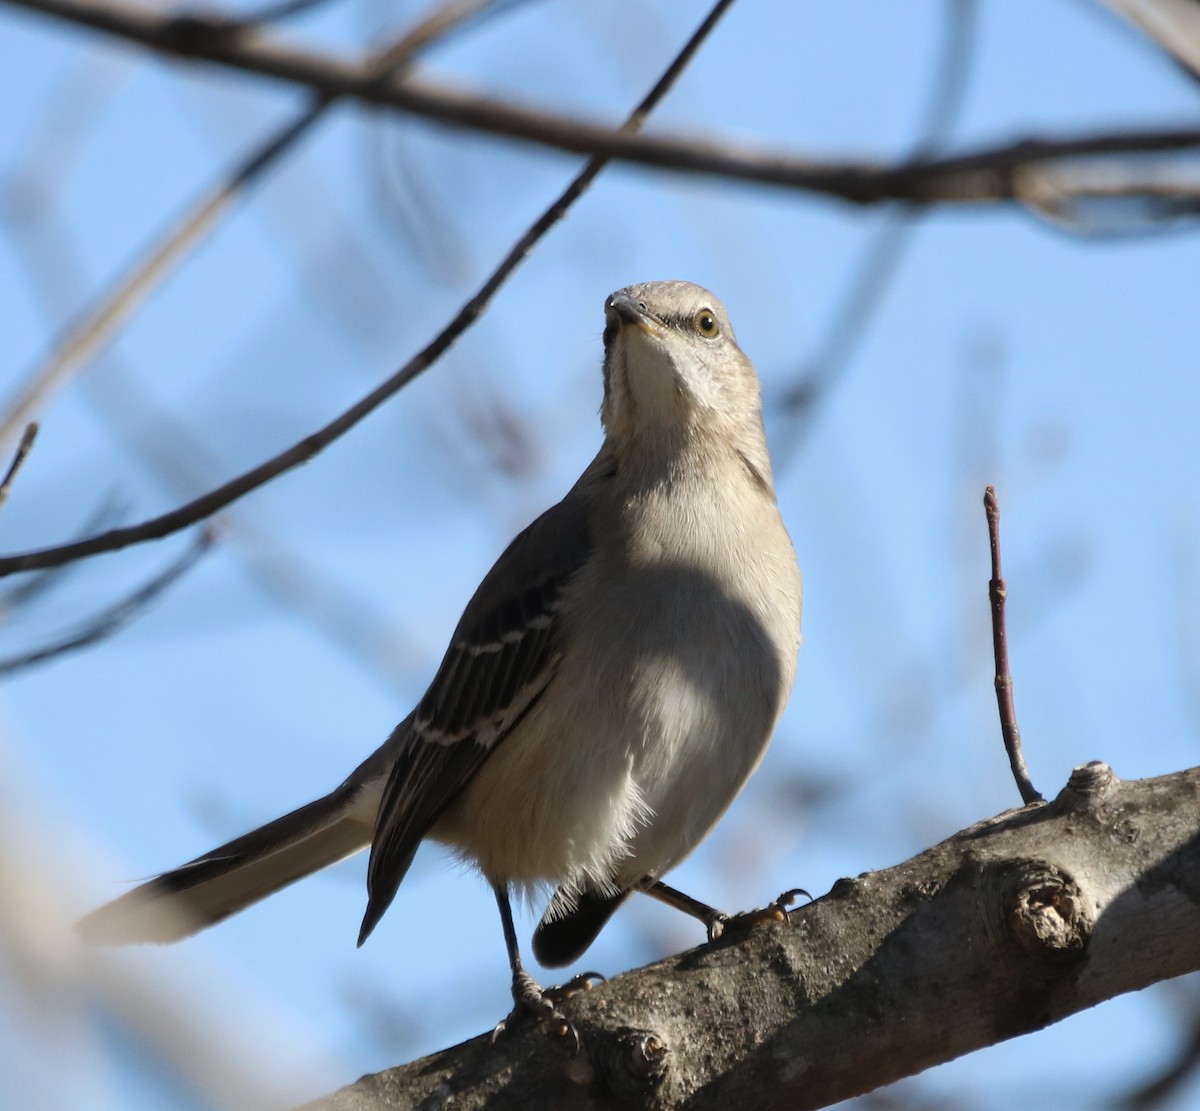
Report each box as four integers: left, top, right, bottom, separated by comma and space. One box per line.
984, 486, 1042, 804
0, 423, 38, 513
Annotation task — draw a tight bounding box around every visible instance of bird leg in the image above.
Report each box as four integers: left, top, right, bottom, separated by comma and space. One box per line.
490, 883, 601, 1049
642, 879, 808, 941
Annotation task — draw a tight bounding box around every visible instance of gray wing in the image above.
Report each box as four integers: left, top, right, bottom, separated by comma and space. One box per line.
357, 472, 602, 944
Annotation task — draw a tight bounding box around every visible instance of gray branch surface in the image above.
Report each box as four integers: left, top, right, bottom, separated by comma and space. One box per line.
306, 761, 1200, 1110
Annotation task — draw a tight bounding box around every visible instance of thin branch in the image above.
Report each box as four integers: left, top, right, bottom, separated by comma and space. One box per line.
5, 193, 429, 692
984, 486, 1041, 804
222, 0, 343, 28
0, 524, 217, 676
0, 0, 735, 578
0, 10, 523, 684
0, 495, 124, 617
910, 0, 978, 150
0, 423, 38, 513
773, 0, 979, 467
0, 107, 323, 448
151, 0, 348, 44
79, 360, 430, 685
5, 0, 1200, 207
1115, 985, 1200, 1109
0, 0, 522, 449
365, 0, 536, 67
1100, 0, 1200, 87
1020, 168, 1200, 236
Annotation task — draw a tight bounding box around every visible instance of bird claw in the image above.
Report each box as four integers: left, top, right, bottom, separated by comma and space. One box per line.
706, 887, 810, 942
491, 970, 604, 1052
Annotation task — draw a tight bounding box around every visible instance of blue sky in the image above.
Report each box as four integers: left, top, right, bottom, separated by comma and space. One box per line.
1, 1, 1199, 1107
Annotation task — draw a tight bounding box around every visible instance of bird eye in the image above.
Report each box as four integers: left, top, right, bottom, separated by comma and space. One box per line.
695, 310, 719, 338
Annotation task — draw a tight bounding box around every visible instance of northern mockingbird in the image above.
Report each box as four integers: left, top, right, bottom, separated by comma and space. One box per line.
80, 280, 803, 1036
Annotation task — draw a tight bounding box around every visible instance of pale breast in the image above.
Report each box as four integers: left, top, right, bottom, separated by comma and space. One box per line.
432, 451, 801, 895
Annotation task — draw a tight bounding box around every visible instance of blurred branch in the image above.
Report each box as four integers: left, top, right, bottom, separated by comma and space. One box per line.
0, 424, 38, 513
220, 0, 345, 29
1112, 976, 1200, 1109
0, 496, 125, 617
0, 767, 328, 1109
1115, 995, 1200, 1108
1101, 0, 1200, 84
5, 0, 1200, 208
308, 763, 1200, 1110
773, 0, 978, 464
1020, 161, 1200, 234
0, 525, 217, 676
81, 361, 430, 684
0, 107, 323, 449
0, 0, 525, 449
0, 2, 533, 684
0, 0, 735, 578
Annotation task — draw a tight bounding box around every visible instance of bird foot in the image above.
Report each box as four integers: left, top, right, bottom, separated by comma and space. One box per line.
705, 887, 810, 942
492, 969, 605, 1051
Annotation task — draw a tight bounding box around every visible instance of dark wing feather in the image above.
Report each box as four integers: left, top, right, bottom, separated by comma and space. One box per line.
357, 478, 599, 944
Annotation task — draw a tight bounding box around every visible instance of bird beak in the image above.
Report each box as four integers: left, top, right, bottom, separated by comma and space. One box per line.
606, 293, 656, 333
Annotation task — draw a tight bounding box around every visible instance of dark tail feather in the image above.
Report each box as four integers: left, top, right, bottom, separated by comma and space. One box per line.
532, 887, 631, 968
79, 782, 376, 945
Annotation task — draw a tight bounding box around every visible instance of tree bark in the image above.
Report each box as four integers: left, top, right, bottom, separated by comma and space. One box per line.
305, 762, 1200, 1110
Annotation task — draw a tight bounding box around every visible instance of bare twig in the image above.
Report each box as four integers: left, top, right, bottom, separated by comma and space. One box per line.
365, 0, 533, 66
81, 362, 429, 684
0, 108, 323, 448
223, 0, 343, 28
984, 486, 1041, 804
0, 0, 735, 578
0, 496, 124, 617
0, 424, 38, 513
774, 0, 978, 466
0, 524, 217, 676
0, 0, 520, 449
5, 0, 1200, 207
1, 10, 520, 682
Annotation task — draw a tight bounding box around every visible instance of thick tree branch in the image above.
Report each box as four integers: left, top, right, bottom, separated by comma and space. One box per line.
5, 0, 1200, 207
306, 762, 1200, 1110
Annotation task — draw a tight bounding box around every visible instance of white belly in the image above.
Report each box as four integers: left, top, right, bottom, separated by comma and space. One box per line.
432, 486, 801, 900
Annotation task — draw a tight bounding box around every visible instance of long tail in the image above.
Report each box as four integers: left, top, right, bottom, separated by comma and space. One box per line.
79, 772, 385, 945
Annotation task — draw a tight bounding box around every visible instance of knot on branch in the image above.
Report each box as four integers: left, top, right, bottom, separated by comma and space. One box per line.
581, 1025, 673, 1106
1058, 761, 1119, 810
984, 861, 1091, 976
